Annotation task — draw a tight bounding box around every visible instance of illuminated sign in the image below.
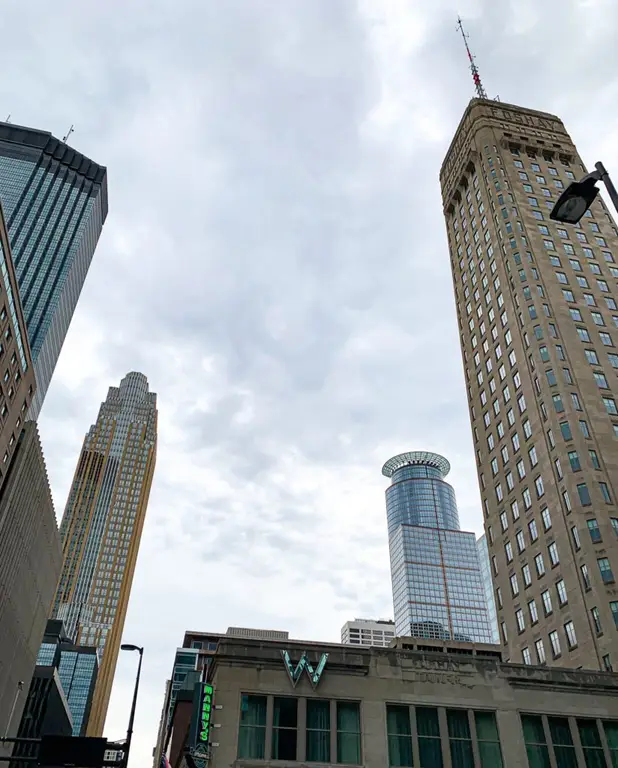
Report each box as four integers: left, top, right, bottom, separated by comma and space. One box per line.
199, 683, 214, 744
281, 650, 328, 689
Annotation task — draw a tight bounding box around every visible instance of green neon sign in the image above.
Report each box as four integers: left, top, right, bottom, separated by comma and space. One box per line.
281, 650, 328, 689
198, 683, 214, 744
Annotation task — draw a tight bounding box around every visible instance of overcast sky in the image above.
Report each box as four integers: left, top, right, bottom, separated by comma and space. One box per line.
2, 0, 618, 764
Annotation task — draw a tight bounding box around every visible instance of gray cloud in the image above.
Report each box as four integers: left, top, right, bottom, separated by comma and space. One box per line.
1, 0, 617, 764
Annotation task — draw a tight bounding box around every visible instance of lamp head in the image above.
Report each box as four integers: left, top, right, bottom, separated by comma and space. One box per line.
550, 177, 599, 224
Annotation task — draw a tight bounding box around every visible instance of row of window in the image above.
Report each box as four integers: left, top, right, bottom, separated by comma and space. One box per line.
238, 691, 618, 768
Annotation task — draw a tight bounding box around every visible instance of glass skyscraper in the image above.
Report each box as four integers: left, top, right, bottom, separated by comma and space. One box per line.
383, 451, 493, 643
53, 372, 157, 736
476, 534, 500, 644
0, 121, 107, 419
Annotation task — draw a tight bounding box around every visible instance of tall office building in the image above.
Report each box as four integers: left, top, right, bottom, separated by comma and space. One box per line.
441, 98, 618, 669
477, 534, 500, 644
0, 121, 107, 419
0, 422, 60, 751
340, 618, 395, 647
52, 372, 157, 735
382, 451, 493, 643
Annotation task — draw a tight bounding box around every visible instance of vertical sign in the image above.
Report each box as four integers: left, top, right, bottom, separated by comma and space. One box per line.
189, 682, 215, 748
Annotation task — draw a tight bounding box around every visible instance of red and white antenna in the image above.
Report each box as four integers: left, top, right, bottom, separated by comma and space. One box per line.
457, 16, 488, 100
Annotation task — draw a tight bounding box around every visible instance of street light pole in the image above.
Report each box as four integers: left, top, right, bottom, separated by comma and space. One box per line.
594, 162, 618, 216
120, 645, 143, 768
3, 682, 24, 739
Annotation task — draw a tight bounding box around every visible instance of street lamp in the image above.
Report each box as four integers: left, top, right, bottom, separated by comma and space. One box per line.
550, 161, 618, 224
120, 644, 144, 768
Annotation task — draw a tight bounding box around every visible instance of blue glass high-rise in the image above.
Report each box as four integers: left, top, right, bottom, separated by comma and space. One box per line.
477, 534, 500, 644
0, 121, 107, 418
383, 451, 494, 643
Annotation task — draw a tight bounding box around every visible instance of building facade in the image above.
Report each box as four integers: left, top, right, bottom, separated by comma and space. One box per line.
383, 451, 493, 643
36, 620, 98, 736
0, 121, 107, 418
441, 99, 618, 670
167, 634, 618, 768
477, 535, 500, 644
153, 628, 289, 768
340, 618, 395, 647
0, 422, 60, 750
52, 372, 157, 735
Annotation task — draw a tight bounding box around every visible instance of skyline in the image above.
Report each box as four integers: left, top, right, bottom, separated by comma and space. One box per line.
2, 1, 618, 765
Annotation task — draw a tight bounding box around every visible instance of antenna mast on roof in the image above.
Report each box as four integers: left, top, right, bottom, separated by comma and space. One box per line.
457, 16, 488, 100
62, 124, 74, 143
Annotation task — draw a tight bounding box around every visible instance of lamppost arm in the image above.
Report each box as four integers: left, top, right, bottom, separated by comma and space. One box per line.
123, 648, 143, 768
595, 162, 618, 216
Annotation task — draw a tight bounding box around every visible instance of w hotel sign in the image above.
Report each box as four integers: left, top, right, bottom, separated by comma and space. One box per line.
281, 650, 328, 689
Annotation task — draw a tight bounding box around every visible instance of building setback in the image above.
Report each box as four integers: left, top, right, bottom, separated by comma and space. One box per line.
164, 633, 618, 768
0, 423, 60, 749
0, 121, 107, 419
52, 372, 157, 735
383, 451, 493, 643
441, 99, 618, 670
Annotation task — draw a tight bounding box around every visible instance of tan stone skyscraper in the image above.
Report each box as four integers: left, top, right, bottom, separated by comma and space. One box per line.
441, 99, 618, 671
53, 372, 157, 735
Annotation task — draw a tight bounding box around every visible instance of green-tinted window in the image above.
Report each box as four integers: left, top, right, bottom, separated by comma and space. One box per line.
238, 694, 267, 759
603, 721, 618, 767
306, 699, 330, 763
447, 709, 474, 768
577, 719, 605, 768
337, 702, 361, 764
521, 714, 551, 768
272, 697, 297, 760
387, 705, 413, 767
475, 711, 503, 767
416, 707, 443, 767
548, 717, 577, 767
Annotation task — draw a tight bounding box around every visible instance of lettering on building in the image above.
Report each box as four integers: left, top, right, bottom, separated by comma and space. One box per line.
281, 650, 328, 689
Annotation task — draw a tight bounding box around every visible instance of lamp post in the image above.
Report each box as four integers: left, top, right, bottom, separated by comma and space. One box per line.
3, 681, 24, 739
550, 161, 618, 224
120, 644, 143, 768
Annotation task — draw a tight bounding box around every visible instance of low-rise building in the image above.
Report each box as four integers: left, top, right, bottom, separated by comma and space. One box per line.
164, 633, 618, 768
340, 618, 395, 647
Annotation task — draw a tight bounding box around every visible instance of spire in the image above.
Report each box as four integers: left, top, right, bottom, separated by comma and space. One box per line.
457, 16, 488, 100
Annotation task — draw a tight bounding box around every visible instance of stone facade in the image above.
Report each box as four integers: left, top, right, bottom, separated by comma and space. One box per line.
170, 636, 618, 768
441, 98, 618, 671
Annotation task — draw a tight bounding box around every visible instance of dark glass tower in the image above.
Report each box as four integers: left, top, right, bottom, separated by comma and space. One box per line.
0, 122, 107, 418
383, 451, 493, 642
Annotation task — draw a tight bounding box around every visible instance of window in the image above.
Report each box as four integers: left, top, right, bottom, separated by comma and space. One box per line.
516, 608, 525, 633
535, 553, 546, 577
603, 655, 613, 672
541, 507, 551, 531
516, 530, 525, 553
305, 699, 331, 762
589, 449, 601, 469
522, 647, 531, 665
579, 419, 590, 438
578, 483, 591, 506
337, 702, 361, 764
548, 542, 559, 566
600, 331, 613, 346
523, 419, 532, 438
271, 697, 298, 760
500, 511, 508, 531
612, 602, 618, 630
581, 563, 591, 589
599, 557, 615, 584
603, 396, 618, 415
510, 573, 519, 596
386, 705, 412, 767
517, 459, 526, 479
522, 563, 532, 587
587, 518, 602, 543
549, 630, 561, 658
475, 711, 502, 767
521, 715, 550, 767
594, 371, 609, 388
556, 579, 567, 606
529, 519, 538, 541
505, 541, 513, 563
591, 311, 605, 326
541, 590, 552, 617
416, 707, 442, 767
569, 308, 582, 321
591, 607, 602, 634
556, 270, 567, 282
568, 450, 581, 471
600, 482, 612, 503
577, 327, 591, 341
548, 717, 577, 767
571, 526, 581, 549
535, 475, 545, 498
577, 720, 605, 766
523, 487, 532, 509
447, 709, 473, 768
571, 392, 582, 411
534, 639, 546, 664
238, 695, 267, 759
